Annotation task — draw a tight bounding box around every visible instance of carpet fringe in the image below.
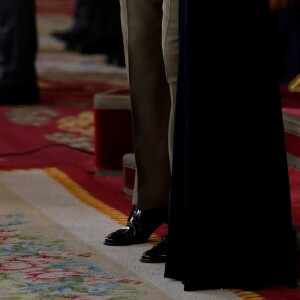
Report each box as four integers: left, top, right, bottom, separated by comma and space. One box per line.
44, 167, 128, 224
231, 289, 265, 299
44, 167, 160, 244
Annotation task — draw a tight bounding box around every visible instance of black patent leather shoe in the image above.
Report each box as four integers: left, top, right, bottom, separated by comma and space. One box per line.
140, 234, 168, 263
104, 206, 168, 246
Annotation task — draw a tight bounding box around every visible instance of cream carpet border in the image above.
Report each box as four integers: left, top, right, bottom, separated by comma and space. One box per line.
0, 168, 265, 299
44, 168, 266, 300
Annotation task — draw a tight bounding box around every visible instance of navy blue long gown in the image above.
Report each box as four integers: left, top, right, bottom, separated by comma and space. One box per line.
164, 0, 297, 291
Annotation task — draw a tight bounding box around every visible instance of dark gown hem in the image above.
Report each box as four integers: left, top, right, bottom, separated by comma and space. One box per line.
164, 272, 183, 281
165, 272, 297, 292
182, 279, 298, 292
164, 0, 297, 293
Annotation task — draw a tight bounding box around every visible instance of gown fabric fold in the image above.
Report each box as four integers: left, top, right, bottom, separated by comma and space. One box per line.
164, 0, 297, 291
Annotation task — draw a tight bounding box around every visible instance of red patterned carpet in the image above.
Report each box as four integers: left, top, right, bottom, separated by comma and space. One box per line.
0, 0, 164, 236
36, 0, 128, 107
0, 0, 134, 226
0, 104, 131, 216
0, 1, 299, 298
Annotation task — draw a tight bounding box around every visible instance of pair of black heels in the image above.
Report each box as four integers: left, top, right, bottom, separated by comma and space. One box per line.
104, 206, 168, 263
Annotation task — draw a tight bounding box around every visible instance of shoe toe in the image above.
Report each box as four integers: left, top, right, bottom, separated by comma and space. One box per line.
104, 227, 133, 246
103, 206, 168, 246
140, 248, 167, 263
140, 235, 168, 263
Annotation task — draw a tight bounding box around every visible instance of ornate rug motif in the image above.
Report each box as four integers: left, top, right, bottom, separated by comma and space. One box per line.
0, 168, 289, 300
0, 213, 142, 299
0, 176, 169, 299
3, 105, 94, 154
0, 1, 297, 299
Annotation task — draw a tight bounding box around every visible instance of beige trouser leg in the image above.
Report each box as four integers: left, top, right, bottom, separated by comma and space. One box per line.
120, 0, 178, 210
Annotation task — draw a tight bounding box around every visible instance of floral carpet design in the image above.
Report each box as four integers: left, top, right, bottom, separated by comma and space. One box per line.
3, 106, 95, 153
0, 213, 142, 299
5, 106, 59, 126
45, 110, 95, 152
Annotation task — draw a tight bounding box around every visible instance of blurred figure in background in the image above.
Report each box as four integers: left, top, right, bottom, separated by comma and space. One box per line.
51, 0, 124, 66
51, 0, 90, 50
0, 0, 40, 104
